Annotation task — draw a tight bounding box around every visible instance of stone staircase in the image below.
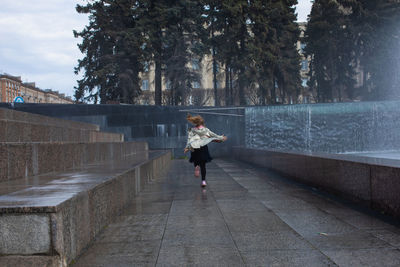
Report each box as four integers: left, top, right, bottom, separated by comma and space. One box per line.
0, 108, 171, 267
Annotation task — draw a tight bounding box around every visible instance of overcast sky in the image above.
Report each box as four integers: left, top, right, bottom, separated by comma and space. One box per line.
0, 0, 313, 98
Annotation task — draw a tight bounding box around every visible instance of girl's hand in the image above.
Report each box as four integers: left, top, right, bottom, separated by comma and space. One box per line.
184, 148, 189, 153
222, 135, 228, 142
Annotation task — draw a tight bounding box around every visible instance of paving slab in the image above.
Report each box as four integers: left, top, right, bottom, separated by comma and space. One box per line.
71, 159, 400, 266
156, 245, 244, 266
72, 240, 162, 267
241, 249, 335, 267
322, 248, 400, 267
232, 230, 313, 251
366, 228, 400, 248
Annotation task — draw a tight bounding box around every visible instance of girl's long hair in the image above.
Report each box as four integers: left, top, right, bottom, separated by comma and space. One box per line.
186, 113, 205, 126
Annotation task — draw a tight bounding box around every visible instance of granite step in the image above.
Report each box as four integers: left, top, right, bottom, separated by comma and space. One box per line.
0, 108, 123, 143
0, 150, 172, 267
0, 141, 148, 182
0, 108, 99, 131
0, 119, 124, 143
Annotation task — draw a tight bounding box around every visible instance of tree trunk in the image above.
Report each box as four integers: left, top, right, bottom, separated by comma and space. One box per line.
260, 82, 266, 105
271, 76, 276, 104
225, 65, 230, 106
154, 57, 162, 105
280, 80, 286, 104
212, 53, 218, 106
239, 78, 245, 106
154, 30, 162, 106
99, 87, 105, 104
211, 18, 218, 106
229, 68, 233, 105
238, 24, 246, 106
363, 68, 368, 99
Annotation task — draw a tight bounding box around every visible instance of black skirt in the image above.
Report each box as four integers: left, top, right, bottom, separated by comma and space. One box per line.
189, 145, 212, 165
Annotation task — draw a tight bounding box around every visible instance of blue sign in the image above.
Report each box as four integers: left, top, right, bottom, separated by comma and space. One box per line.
14, 96, 24, 103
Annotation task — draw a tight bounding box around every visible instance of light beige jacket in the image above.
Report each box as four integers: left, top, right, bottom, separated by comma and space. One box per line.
185, 126, 224, 150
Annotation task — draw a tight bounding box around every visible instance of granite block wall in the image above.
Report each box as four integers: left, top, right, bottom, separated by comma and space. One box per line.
0, 108, 99, 131
233, 147, 400, 218
0, 214, 51, 255
0, 108, 124, 143
370, 166, 400, 217
53, 151, 171, 264
0, 119, 123, 143
0, 142, 148, 182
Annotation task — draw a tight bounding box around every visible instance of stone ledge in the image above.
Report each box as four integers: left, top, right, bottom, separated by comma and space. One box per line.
0, 255, 62, 267
0, 150, 172, 266
0, 141, 147, 182
233, 147, 400, 219
0, 120, 123, 143
0, 108, 99, 131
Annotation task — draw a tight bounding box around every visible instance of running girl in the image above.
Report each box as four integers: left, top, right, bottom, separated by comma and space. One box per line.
184, 114, 227, 187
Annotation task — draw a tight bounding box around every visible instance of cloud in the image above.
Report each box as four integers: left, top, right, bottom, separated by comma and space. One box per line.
296, 0, 313, 22
0, 0, 87, 97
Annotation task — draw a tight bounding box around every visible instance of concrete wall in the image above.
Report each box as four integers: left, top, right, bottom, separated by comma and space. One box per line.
0, 103, 245, 158
233, 147, 400, 219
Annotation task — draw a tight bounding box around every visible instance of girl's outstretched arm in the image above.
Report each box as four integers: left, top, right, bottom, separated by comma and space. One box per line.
184, 128, 194, 152
207, 128, 227, 142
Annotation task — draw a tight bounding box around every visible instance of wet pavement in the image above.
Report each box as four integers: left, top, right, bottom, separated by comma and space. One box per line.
72, 159, 400, 266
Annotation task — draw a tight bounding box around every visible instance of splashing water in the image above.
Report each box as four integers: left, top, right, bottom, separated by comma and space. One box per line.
245, 101, 400, 154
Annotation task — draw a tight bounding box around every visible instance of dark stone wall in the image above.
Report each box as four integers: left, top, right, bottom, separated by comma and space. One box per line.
233, 147, 400, 219
0, 103, 244, 157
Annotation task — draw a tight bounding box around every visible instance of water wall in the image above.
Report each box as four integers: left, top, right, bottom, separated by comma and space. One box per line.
245, 101, 400, 153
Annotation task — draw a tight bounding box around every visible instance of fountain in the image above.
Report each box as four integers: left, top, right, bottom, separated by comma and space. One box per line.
245, 100, 400, 156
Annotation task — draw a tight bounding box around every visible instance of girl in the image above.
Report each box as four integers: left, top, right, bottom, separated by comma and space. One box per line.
184, 114, 227, 187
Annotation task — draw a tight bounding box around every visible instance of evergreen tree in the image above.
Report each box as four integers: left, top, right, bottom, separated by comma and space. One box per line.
304, 0, 356, 102
247, 0, 277, 105
140, 0, 169, 106
232, 0, 252, 105
273, 0, 301, 104
204, 0, 224, 106
162, 0, 207, 105
74, 0, 145, 104
339, 0, 400, 100
218, 0, 242, 106
247, 0, 300, 105
74, 0, 303, 106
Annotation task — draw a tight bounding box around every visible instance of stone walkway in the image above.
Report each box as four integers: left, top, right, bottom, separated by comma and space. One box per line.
72, 159, 400, 266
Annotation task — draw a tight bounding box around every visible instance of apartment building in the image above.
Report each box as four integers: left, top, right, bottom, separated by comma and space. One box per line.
0, 74, 74, 104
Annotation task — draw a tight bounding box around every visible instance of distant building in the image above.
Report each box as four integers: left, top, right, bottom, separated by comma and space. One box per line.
138, 54, 223, 106
0, 73, 74, 104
